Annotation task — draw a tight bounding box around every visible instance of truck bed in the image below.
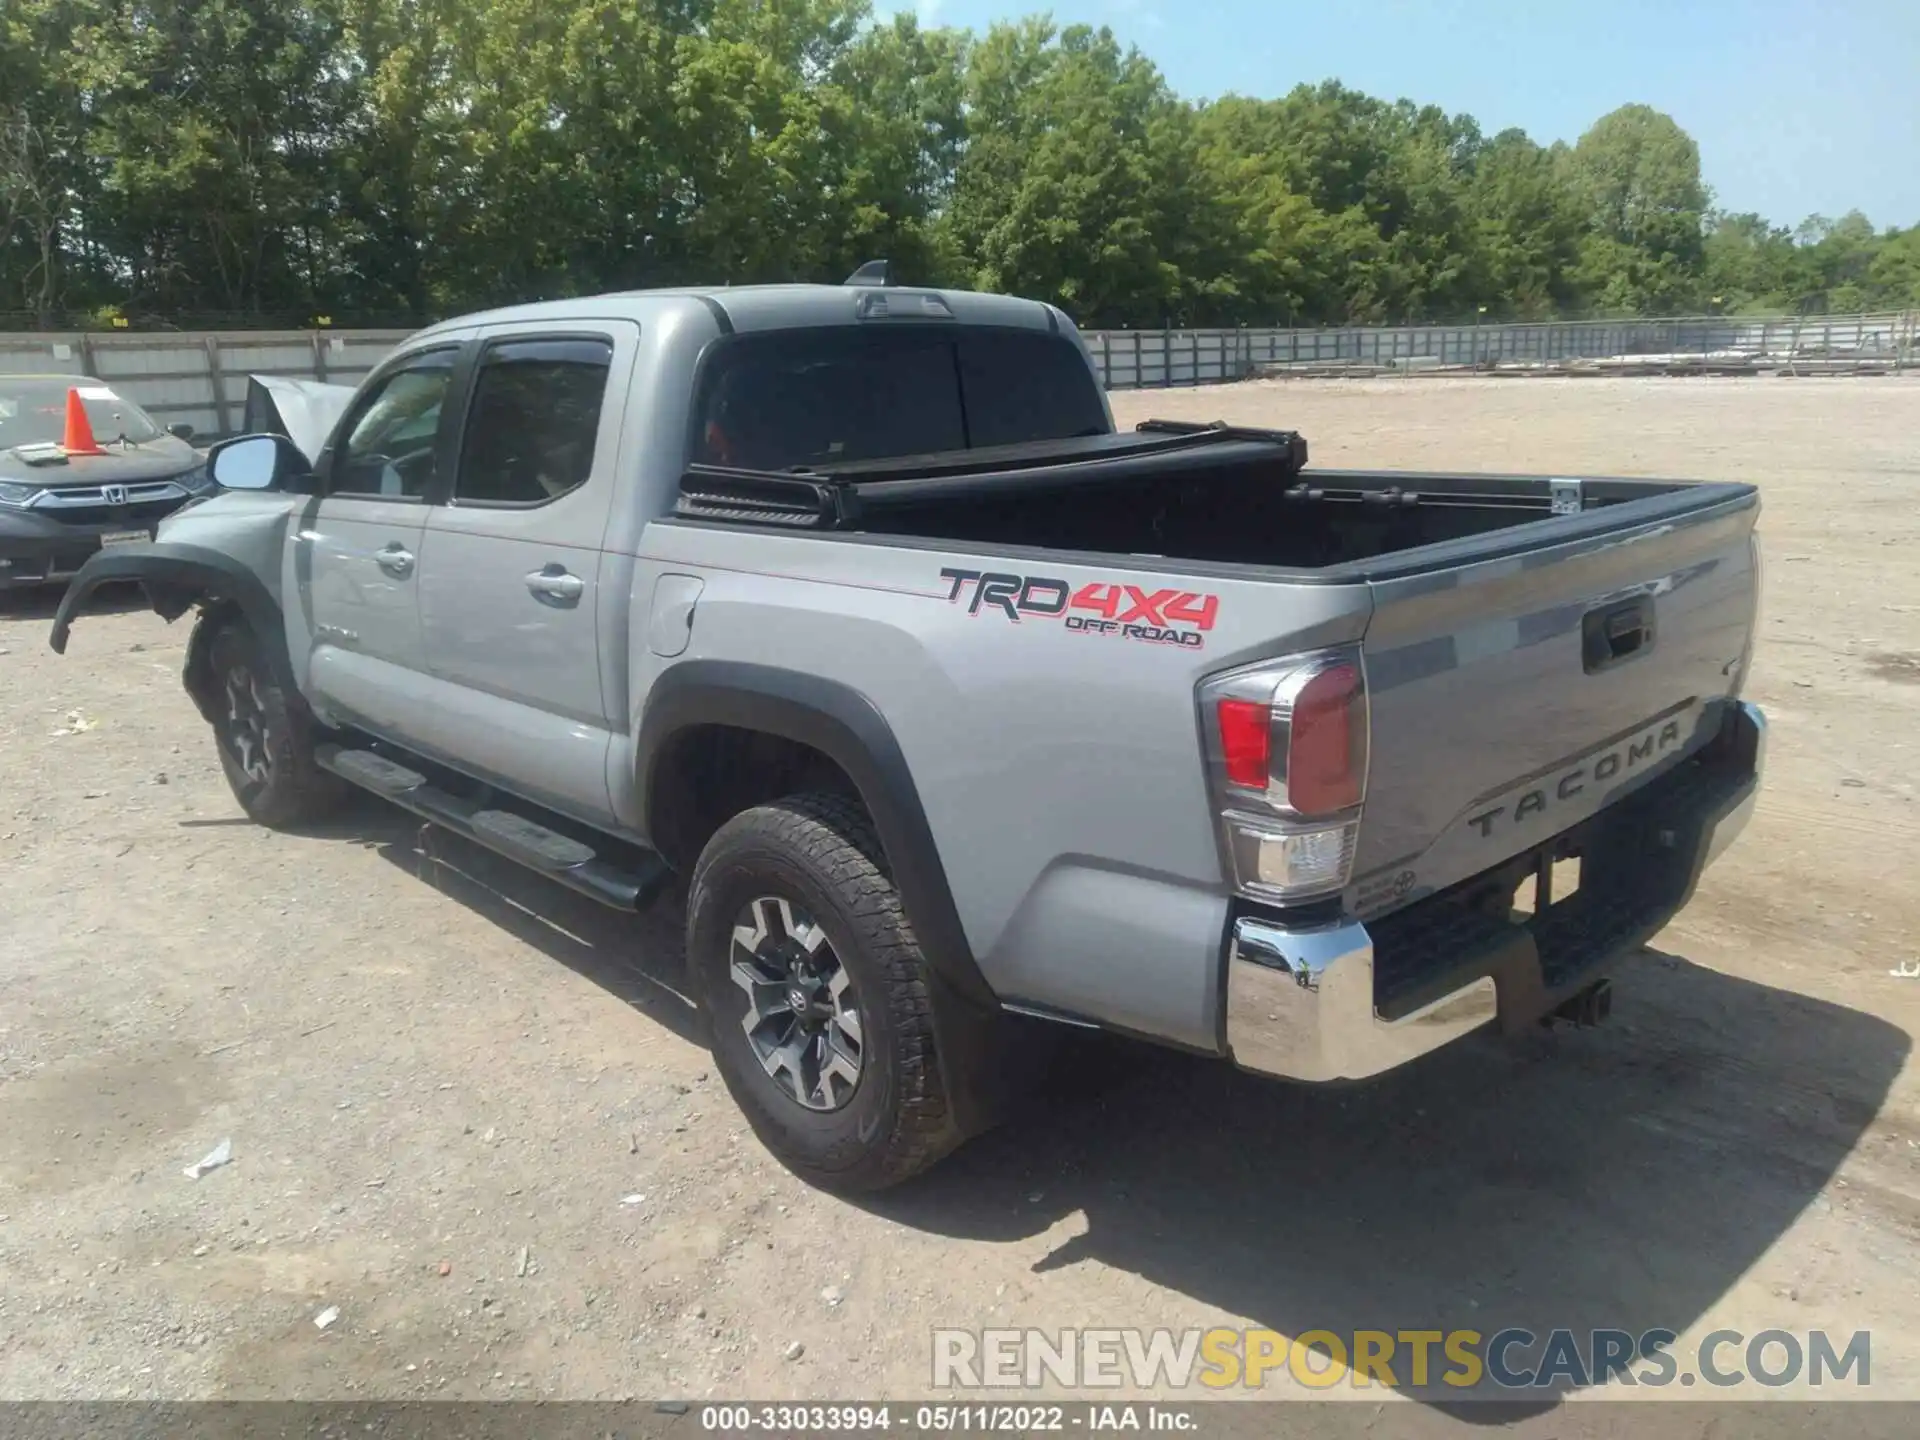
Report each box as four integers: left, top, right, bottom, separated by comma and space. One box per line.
671, 418, 1761, 939
674, 421, 1750, 579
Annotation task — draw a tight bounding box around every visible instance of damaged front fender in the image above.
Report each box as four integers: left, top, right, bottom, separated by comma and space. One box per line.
48, 541, 297, 723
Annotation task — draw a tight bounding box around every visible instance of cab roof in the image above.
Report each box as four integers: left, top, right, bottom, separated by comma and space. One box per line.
411, 283, 1066, 343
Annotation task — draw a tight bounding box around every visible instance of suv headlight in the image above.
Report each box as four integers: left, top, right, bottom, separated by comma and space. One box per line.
175, 462, 215, 495
0, 480, 41, 507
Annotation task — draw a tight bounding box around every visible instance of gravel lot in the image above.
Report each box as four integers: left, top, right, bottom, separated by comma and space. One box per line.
3, 375, 1919, 1410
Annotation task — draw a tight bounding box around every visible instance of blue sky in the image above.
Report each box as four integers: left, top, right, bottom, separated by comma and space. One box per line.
898, 0, 1920, 230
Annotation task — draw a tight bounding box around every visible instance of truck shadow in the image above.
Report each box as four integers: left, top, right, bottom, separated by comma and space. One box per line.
273, 801, 1909, 1416
305, 798, 708, 1048
858, 947, 1909, 1415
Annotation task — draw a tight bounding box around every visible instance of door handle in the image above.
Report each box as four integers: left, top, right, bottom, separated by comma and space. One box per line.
1582, 597, 1655, 672
375, 543, 415, 578
525, 565, 585, 604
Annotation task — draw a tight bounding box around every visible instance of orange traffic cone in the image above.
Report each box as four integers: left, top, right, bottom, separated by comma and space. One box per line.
63, 386, 106, 456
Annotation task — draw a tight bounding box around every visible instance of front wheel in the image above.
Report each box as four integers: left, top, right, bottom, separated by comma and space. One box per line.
204, 620, 345, 829
688, 792, 963, 1191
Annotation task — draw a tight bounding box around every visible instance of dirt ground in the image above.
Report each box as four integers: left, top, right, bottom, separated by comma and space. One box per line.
3, 376, 1919, 1413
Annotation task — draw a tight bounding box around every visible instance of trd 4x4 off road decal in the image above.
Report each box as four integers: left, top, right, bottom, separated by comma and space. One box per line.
939, 567, 1219, 649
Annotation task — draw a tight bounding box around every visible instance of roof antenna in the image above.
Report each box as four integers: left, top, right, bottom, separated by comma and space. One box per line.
843, 260, 892, 288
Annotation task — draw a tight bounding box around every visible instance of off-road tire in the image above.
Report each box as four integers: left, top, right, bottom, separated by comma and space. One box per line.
688, 792, 963, 1191
205, 620, 346, 829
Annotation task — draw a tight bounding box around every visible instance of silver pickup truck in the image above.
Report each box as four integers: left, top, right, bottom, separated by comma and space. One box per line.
50, 276, 1766, 1190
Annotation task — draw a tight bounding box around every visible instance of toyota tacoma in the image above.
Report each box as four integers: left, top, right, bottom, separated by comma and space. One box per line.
49, 274, 1766, 1189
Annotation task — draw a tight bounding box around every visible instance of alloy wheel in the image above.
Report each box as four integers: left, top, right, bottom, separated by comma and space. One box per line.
729, 895, 865, 1112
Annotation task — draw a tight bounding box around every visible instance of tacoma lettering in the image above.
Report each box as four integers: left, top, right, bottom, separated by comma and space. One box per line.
1467, 719, 1686, 839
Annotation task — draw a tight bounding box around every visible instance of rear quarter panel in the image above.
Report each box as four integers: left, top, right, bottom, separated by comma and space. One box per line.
627, 522, 1371, 1049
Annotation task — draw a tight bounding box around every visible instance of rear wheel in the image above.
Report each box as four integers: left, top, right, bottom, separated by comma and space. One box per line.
205, 620, 345, 829
688, 792, 962, 1191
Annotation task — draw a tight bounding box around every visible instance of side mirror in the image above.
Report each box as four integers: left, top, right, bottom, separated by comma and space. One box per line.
208, 432, 310, 492
167, 421, 196, 441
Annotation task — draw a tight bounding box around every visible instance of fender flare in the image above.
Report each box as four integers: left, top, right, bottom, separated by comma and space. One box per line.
636, 660, 996, 1011
48, 542, 296, 716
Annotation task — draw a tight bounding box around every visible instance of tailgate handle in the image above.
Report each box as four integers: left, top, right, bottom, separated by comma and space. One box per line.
1583, 598, 1655, 673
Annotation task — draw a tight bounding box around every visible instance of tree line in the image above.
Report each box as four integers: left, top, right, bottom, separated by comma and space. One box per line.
4, 0, 1917, 331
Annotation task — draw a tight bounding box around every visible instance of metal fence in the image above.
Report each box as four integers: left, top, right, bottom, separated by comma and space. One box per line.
3, 311, 1914, 439
1084, 311, 1920, 386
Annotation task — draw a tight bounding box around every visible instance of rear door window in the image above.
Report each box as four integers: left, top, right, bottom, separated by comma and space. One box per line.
696, 326, 1105, 472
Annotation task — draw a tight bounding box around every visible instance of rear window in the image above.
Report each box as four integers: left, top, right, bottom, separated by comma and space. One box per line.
695, 326, 1107, 472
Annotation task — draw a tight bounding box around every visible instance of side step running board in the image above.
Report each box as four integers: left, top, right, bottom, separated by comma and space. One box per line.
316, 745, 671, 911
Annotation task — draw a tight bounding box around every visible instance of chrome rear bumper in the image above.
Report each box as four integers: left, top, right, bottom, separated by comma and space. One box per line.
1227, 916, 1497, 1082
1226, 700, 1765, 1083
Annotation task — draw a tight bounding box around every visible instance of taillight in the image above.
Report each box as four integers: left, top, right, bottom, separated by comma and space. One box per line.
1216, 699, 1272, 788
1200, 650, 1369, 904
1284, 662, 1365, 816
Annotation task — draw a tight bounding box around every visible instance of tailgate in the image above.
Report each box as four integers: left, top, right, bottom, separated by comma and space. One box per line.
1347, 488, 1759, 918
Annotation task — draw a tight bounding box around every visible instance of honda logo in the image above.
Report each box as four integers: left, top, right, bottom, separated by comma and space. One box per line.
102, 484, 128, 506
